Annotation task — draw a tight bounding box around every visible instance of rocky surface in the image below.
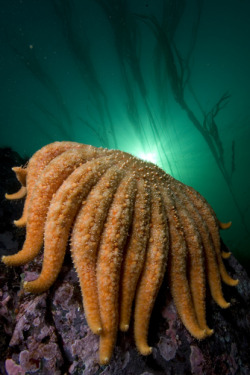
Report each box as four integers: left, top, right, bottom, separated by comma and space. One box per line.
1, 148, 250, 375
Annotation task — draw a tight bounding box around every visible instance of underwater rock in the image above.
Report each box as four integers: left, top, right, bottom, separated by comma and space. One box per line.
1, 249, 250, 375
1, 148, 250, 375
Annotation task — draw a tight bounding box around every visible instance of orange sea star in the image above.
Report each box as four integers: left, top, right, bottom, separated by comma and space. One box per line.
2, 141, 238, 364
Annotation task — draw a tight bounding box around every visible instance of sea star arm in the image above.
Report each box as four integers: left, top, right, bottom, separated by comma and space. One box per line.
184, 185, 238, 286
71, 165, 124, 335
119, 178, 151, 332
97, 175, 136, 365
219, 222, 232, 258
219, 221, 232, 229
5, 167, 27, 200
171, 183, 230, 310
168, 225, 207, 339
13, 141, 83, 227
173, 196, 213, 335
134, 186, 168, 355
23, 156, 114, 294
12, 166, 27, 186
2, 148, 98, 266
219, 222, 232, 259
5, 185, 27, 200
221, 251, 231, 259
161, 187, 207, 340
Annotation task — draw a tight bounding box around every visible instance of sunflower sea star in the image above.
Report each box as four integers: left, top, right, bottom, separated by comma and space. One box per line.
2, 141, 238, 365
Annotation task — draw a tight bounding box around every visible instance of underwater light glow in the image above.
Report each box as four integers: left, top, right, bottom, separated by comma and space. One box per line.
138, 152, 158, 164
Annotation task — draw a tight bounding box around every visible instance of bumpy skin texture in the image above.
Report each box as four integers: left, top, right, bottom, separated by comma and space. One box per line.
2, 141, 238, 365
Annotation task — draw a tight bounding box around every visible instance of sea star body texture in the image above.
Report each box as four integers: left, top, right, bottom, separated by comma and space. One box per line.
2, 141, 238, 365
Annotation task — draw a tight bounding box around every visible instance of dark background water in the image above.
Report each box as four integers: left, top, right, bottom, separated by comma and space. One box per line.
0, 0, 249, 270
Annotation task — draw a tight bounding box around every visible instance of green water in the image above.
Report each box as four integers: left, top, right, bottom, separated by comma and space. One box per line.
0, 0, 249, 270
